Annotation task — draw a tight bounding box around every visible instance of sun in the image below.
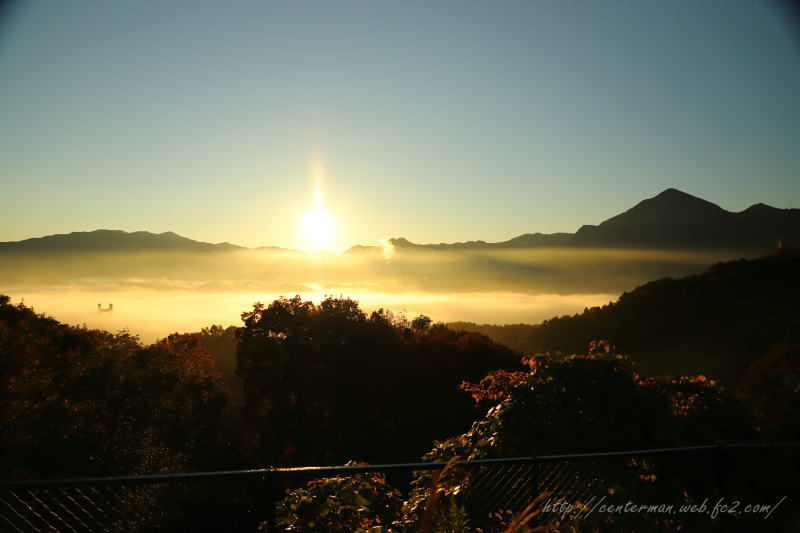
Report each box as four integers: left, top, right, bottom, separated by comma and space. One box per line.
301, 183, 336, 252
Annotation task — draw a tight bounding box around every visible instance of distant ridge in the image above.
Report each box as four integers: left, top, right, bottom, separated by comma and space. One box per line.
0, 230, 246, 253
1, 189, 798, 254
359, 188, 800, 253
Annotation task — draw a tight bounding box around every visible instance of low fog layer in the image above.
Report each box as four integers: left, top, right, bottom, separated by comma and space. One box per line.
1, 245, 750, 341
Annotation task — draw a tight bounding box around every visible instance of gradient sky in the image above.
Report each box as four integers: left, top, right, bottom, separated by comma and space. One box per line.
1, 0, 799, 250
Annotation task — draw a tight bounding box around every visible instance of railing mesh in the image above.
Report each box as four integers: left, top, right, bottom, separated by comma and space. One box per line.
1, 444, 797, 532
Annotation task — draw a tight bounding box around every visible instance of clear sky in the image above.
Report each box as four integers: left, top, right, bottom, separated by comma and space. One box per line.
1, 0, 799, 250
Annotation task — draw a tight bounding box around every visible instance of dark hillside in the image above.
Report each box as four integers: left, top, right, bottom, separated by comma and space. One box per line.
451, 247, 800, 385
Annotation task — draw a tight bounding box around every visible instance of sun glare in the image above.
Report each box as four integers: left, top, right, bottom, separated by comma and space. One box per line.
301, 182, 336, 252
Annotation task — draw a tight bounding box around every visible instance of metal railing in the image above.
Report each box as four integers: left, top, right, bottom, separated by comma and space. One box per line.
1, 443, 798, 532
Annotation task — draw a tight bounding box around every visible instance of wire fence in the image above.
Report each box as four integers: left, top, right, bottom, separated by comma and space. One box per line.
1, 443, 798, 532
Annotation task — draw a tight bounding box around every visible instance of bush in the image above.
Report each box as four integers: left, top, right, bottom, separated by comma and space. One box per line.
264, 465, 404, 533
400, 342, 756, 531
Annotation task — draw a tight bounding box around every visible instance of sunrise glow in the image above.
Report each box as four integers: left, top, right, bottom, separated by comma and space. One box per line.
301, 182, 336, 252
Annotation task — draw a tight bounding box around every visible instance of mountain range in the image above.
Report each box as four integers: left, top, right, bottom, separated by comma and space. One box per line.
375, 188, 800, 252
1, 188, 797, 254
0, 230, 244, 253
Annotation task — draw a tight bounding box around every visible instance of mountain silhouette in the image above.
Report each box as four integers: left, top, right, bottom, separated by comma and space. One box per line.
572, 188, 799, 249
0, 230, 245, 253
1, 189, 798, 254
378, 188, 800, 252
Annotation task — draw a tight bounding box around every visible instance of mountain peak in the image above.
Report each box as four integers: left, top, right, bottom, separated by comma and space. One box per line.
652, 187, 693, 199
599, 188, 726, 228
647, 188, 723, 209
390, 237, 414, 247
741, 202, 779, 214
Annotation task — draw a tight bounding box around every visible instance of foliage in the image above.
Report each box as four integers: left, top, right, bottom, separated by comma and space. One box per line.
450, 249, 800, 386
0, 295, 228, 478
196, 324, 243, 403
400, 342, 756, 530
742, 322, 800, 440
236, 296, 521, 466
3, 285, 799, 530
264, 466, 404, 533
432, 496, 472, 533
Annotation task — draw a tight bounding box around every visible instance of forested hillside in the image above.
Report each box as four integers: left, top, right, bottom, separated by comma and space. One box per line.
451, 247, 800, 385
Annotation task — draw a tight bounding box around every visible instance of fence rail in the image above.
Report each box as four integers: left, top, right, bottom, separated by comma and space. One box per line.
2, 443, 798, 532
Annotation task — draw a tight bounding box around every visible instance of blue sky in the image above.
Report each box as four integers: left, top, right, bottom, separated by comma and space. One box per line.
1, 0, 798, 250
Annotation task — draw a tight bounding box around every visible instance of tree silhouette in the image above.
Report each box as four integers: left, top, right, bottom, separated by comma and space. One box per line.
236, 296, 521, 466
0, 295, 228, 478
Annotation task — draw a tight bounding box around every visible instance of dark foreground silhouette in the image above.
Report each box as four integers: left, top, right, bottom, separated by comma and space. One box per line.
451, 246, 800, 387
